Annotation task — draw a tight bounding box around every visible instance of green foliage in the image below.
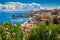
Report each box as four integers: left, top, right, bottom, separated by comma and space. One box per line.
0, 22, 60, 40
52, 12, 58, 15
26, 24, 60, 40
0, 22, 23, 40
53, 18, 58, 24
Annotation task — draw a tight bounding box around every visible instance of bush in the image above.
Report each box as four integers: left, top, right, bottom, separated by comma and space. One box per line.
53, 18, 59, 24
26, 24, 60, 40
52, 12, 58, 15
0, 22, 23, 40
0, 22, 60, 40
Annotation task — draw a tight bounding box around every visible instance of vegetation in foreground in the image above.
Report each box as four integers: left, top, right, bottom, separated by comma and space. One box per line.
0, 22, 60, 40
0, 22, 23, 40
26, 23, 60, 40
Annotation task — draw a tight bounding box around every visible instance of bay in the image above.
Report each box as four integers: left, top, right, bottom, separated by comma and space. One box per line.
0, 11, 28, 24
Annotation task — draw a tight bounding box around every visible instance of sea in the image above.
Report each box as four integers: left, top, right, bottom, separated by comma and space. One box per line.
0, 11, 29, 24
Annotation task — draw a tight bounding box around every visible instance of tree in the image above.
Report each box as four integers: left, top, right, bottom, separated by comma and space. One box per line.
52, 12, 58, 15
53, 18, 59, 24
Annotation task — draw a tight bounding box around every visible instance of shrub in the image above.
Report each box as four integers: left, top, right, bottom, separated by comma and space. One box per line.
26, 24, 60, 40
52, 12, 58, 15
53, 18, 59, 24
0, 22, 23, 40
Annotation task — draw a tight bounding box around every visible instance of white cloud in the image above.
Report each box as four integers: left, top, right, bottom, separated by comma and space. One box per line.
0, 2, 59, 11
0, 2, 42, 11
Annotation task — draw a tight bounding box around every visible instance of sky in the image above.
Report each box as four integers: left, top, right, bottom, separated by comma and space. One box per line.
0, 0, 60, 8
0, 0, 60, 11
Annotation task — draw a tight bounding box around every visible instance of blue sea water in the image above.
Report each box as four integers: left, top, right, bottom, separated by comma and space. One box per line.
0, 11, 28, 24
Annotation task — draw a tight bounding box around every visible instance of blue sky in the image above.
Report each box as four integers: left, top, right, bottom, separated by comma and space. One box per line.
0, 0, 60, 8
